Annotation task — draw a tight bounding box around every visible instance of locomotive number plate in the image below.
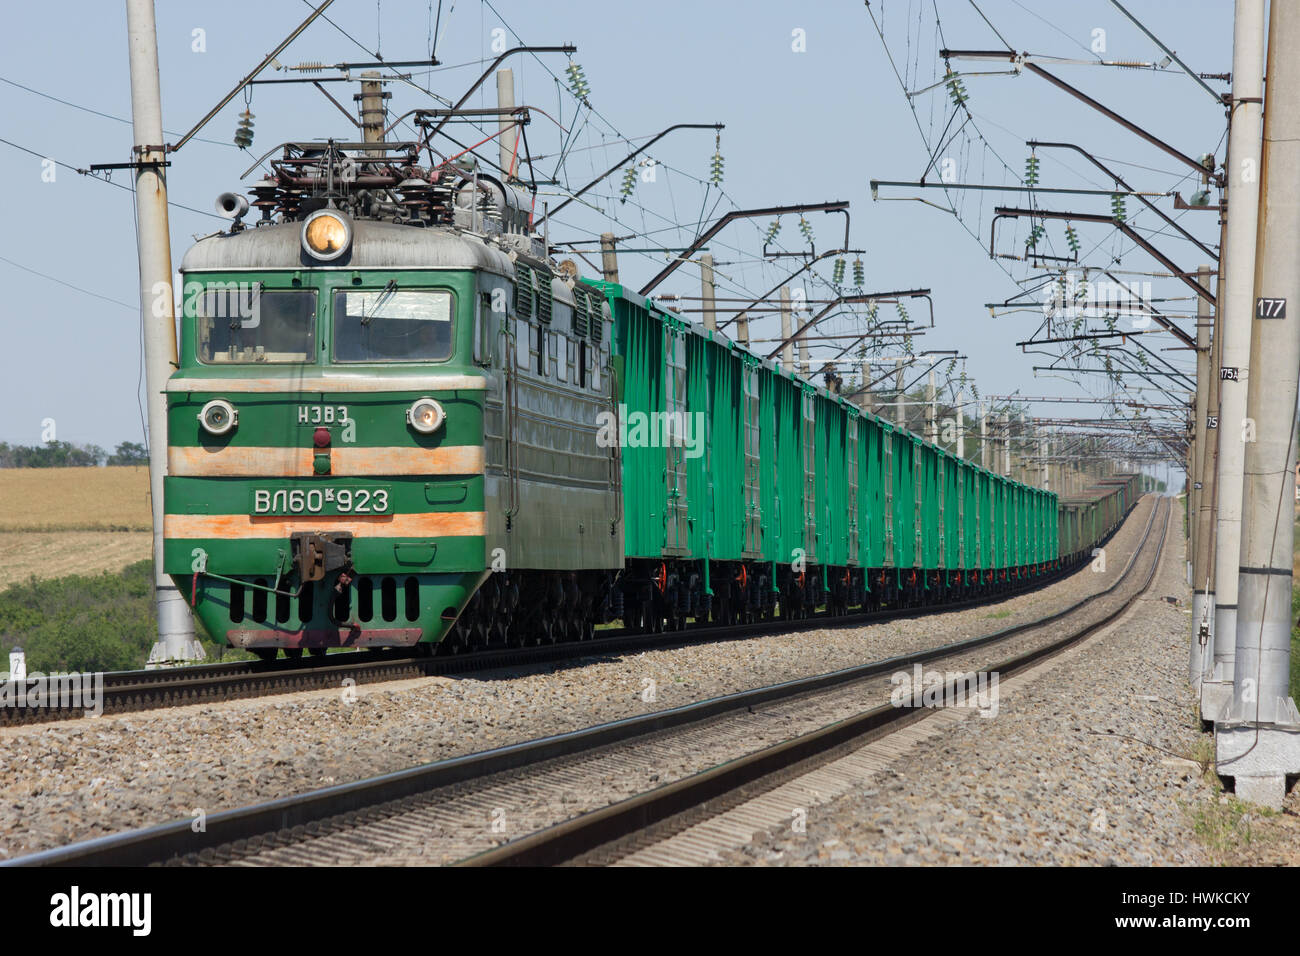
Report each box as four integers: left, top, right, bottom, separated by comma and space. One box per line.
298, 404, 349, 424
252, 487, 391, 516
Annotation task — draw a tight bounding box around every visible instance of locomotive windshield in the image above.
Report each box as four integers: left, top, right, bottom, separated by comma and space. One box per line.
332, 289, 454, 363
195, 286, 317, 364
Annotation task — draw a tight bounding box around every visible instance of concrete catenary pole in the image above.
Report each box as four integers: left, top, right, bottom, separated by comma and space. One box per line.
1190, 265, 1216, 682
358, 71, 388, 155
895, 360, 906, 429
126, 0, 201, 664
925, 368, 937, 444
736, 311, 749, 347
700, 253, 717, 331
1190, 268, 1212, 576
780, 287, 795, 368
1196, 263, 1223, 680
979, 402, 988, 469
495, 68, 516, 177
1207, 0, 1266, 712
1216, 0, 1300, 809
1184, 439, 1193, 550
1189, 438, 1200, 564
1018, 415, 1028, 481
1002, 414, 1011, 477
599, 233, 620, 283
956, 389, 966, 459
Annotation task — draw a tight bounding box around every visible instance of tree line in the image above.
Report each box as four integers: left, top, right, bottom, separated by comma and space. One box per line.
0, 440, 148, 468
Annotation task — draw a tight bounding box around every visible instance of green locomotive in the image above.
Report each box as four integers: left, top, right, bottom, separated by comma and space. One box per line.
165, 139, 1124, 658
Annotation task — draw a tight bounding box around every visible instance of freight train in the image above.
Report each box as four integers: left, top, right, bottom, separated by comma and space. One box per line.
163, 139, 1141, 658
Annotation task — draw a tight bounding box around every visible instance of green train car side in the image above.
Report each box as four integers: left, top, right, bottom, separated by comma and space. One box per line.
598, 280, 1076, 627
1057, 474, 1143, 563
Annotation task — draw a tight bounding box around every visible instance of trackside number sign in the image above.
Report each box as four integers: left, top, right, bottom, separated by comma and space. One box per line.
1256, 297, 1286, 319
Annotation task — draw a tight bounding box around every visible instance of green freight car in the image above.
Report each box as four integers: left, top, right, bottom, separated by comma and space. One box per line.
1056, 475, 1142, 566
603, 280, 1069, 631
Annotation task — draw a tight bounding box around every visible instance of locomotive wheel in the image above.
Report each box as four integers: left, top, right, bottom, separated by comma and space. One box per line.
437, 627, 466, 655
284, 648, 304, 660
487, 611, 509, 647
253, 649, 278, 662
308, 647, 329, 659
536, 614, 555, 645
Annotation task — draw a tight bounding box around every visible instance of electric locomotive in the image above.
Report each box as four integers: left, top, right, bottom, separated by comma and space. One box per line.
165, 140, 621, 658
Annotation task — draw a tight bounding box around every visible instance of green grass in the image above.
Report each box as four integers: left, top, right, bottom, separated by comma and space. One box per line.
1291, 572, 1299, 704
1187, 735, 1216, 779
1292, 515, 1300, 703
0, 560, 234, 673
1190, 795, 1276, 856
984, 609, 1013, 620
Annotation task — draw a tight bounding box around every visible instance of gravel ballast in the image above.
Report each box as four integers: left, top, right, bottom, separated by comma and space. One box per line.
719, 501, 1228, 866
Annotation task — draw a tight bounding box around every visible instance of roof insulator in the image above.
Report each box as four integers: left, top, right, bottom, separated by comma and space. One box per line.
565, 60, 591, 102
234, 109, 255, 150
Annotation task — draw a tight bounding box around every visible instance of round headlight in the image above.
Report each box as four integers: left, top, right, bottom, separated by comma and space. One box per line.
406, 398, 445, 435
198, 399, 238, 436
301, 209, 352, 261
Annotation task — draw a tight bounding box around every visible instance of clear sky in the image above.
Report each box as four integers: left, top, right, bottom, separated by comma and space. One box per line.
0, 0, 1232, 488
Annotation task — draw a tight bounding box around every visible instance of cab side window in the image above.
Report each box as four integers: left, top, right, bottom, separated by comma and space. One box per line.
515, 316, 530, 370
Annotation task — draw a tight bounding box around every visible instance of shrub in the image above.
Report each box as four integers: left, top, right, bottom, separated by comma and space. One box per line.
0, 561, 226, 672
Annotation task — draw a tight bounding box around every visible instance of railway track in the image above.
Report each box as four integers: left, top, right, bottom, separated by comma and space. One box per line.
569, 495, 1176, 868
0, 504, 1144, 727
4, 495, 1167, 867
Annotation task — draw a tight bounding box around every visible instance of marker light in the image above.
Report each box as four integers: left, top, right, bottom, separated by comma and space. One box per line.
198, 399, 238, 436
406, 398, 445, 435
301, 209, 352, 261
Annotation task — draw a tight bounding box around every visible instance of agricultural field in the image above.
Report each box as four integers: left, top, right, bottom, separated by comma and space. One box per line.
0, 467, 152, 583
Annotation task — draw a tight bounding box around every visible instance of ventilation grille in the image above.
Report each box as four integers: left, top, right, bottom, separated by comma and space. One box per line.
572, 290, 590, 339
514, 263, 534, 319
536, 275, 553, 324
576, 287, 605, 343
228, 576, 422, 626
